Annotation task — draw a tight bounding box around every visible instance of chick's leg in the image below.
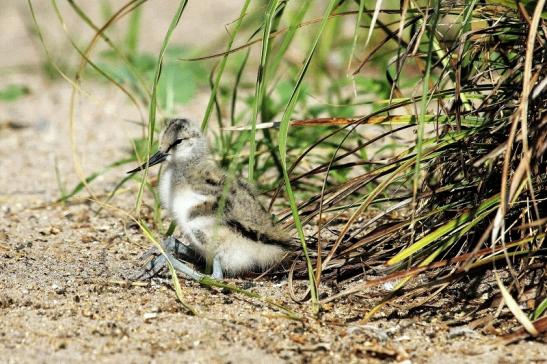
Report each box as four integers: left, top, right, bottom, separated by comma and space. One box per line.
162, 249, 204, 281
212, 254, 224, 280
132, 236, 202, 280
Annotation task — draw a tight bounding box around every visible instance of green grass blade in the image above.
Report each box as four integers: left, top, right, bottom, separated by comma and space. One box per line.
125, 4, 141, 56
201, 0, 251, 132
135, 0, 189, 212
248, 0, 281, 182
278, 0, 338, 312
387, 194, 501, 265
363, 0, 383, 50
138, 219, 197, 315
58, 158, 134, 203
347, 0, 365, 73
412, 0, 441, 201
533, 297, 547, 320
268, 0, 312, 80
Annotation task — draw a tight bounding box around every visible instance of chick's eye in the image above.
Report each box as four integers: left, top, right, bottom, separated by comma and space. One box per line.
166, 139, 183, 153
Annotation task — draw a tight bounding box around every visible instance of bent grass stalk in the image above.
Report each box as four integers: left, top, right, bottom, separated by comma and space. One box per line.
278, 0, 339, 312
135, 0, 189, 213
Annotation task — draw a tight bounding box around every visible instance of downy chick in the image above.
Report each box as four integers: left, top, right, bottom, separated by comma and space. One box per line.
128, 118, 291, 279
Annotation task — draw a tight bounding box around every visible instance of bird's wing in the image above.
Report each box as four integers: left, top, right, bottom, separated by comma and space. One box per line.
189, 161, 292, 247
224, 178, 293, 247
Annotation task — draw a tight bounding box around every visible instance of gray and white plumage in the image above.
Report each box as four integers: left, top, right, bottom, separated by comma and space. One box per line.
129, 118, 291, 279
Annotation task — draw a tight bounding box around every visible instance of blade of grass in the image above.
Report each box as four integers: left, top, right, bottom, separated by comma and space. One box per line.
58, 158, 134, 203
533, 297, 547, 320
125, 3, 142, 56
223, 114, 482, 130
387, 194, 501, 265
248, 0, 281, 182
138, 220, 197, 314
54, 157, 68, 202
278, 0, 338, 312
268, 0, 312, 78
347, 0, 365, 73
55, 0, 147, 121
201, 0, 251, 132
496, 273, 539, 337
363, 0, 383, 51
411, 0, 441, 234
135, 0, 189, 212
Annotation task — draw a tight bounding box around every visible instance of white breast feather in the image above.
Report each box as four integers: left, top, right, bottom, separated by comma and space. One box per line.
173, 189, 215, 246
172, 189, 209, 225
159, 168, 173, 211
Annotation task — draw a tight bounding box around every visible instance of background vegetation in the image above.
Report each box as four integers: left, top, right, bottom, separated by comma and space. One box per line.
26, 0, 546, 338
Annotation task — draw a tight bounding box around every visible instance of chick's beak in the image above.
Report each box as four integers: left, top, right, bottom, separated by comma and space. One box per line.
126, 151, 168, 174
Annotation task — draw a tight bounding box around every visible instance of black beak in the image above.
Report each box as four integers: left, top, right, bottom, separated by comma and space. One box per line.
127, 151, 168, 174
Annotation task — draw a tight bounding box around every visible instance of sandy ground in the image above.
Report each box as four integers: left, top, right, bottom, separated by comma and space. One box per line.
1, 1, 546, 363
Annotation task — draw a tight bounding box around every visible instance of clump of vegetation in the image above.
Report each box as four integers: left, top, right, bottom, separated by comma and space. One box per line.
32, 0, 545, 337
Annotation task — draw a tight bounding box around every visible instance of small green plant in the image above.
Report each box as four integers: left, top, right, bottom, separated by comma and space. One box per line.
0, 84, 30, 102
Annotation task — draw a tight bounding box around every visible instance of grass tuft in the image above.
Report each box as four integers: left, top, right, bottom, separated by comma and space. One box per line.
40, 0, 546, 334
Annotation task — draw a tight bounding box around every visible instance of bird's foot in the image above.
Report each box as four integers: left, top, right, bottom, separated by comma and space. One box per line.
132, 236, 203, 281
131, 252, 168, 280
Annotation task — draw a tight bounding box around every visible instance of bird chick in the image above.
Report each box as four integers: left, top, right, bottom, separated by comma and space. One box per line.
128, 118, 291, 279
